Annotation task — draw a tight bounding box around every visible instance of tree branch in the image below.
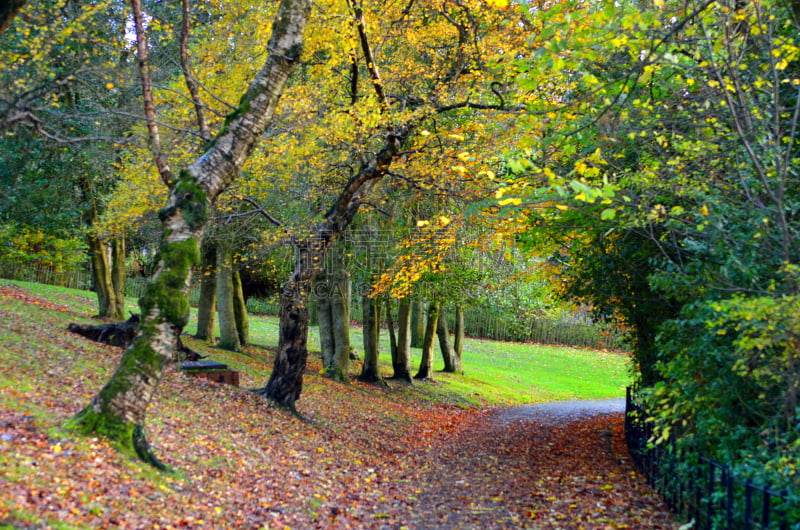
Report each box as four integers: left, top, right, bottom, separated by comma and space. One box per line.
180, 0, 210, 141
130, 0, 174, 187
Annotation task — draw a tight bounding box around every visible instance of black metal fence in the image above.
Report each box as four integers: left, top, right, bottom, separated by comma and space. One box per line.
625, 387, 798, 529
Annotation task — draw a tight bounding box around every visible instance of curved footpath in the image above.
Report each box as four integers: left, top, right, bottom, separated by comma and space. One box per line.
367, 398, 679, 529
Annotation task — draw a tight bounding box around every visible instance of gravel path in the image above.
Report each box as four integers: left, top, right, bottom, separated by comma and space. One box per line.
494, 398, 626, 425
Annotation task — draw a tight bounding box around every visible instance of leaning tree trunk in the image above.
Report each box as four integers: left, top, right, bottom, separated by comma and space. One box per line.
111, 236, 126, 318
232, 268, 249, 347
257, 124, 414, 408
216, 245, 241, 352
438, 306, 461, 373
70, 178, 207, 469
359, 293, 384, 384
392, 297, 413, 382
70, 0, 312, 467
194, 240, 216, 341
415, 300, 439, 380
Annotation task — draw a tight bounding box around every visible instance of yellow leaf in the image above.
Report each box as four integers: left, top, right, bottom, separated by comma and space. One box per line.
416, 220, 430, 227
498, 197, 522, 206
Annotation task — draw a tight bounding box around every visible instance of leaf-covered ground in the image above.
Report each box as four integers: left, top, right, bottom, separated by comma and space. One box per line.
0, 282, 677, 528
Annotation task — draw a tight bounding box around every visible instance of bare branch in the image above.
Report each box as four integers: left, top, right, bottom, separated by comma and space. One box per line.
131, 0, 174, 187
180, 0, 210, 141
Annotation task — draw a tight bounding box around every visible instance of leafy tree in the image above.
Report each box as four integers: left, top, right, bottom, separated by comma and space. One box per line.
68, 0, 312, 467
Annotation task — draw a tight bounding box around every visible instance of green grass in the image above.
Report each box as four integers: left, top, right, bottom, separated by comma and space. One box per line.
4, 280, 630, 406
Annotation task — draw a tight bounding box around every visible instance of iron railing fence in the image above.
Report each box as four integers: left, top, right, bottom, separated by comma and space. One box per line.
625, 386, 798, 529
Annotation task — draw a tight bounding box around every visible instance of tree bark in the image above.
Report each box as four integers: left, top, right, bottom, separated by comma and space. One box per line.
111, 236, 126, 318
454, 305, 464, 370
89, 235, 119, 319
216, 245, 241, 351
359, 294, 384, 384
318, 267, 352, 382
410, 299, 425, 348
194, 240, 216, 341
438, 306, 461, 373
392, 297, 413, 382
70, 0, 312, 466
385, 294, 397, 360
232, 268, 249, 347
415, 300, 439, 380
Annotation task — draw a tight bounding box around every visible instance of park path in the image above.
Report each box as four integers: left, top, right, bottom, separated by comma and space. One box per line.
366, 399, 679, 529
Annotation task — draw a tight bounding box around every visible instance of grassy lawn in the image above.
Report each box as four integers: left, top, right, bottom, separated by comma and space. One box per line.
6, 279, 631, 406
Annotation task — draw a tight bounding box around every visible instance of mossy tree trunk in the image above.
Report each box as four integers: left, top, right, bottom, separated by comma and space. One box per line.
318, 268, 351, 382
359, 293, 384, 384
89, 235, 119, 319
194, 240, 216, 342
70, 0, 312, 467
415, 300, 439, 380
80, 172, 122, 320
216, 245, 241, 351
392, 297, 413, 382
111, 236, 126, 318
232, 268, 249, 347
70, 186, 206, 469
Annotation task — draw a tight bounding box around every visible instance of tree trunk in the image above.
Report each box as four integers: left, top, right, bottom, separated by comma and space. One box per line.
232, 268, 249, 347
385, 294, 397, 360
410, 299, 425, 348
454, 305, 464, 370
111, 236, 126, 318
258, 242, 317, 410
318, 273, 335, 369
89, 235, 118, 319
70, 184, 206, 469
329, 272, 351, 381
71, 0, 312, 466
359, 294, 384, 384
318, 267, 352, 382
216, 246, 241, 351
415, 300, 439, 380
194, 240, 216, 341
438, 306, 461, 373
392, 297, 413, 382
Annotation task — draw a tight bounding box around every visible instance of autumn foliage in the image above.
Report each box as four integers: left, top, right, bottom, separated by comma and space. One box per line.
0, 282, 675, 528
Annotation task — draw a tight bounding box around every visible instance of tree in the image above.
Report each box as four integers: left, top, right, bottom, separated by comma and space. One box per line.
69, 0, 312, 467
415, 300, 439, 380
392, 297, 413, 382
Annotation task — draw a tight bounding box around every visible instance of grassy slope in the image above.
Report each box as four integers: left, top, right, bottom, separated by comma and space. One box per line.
0, 280, 631, 528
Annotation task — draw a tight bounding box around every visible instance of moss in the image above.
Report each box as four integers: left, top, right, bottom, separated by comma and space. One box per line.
68, 406, 169, 471
139, 238, 200, 329
158, 172, 208, 232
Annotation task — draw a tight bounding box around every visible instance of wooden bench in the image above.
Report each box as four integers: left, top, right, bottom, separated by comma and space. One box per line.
177, 360, 240, 387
